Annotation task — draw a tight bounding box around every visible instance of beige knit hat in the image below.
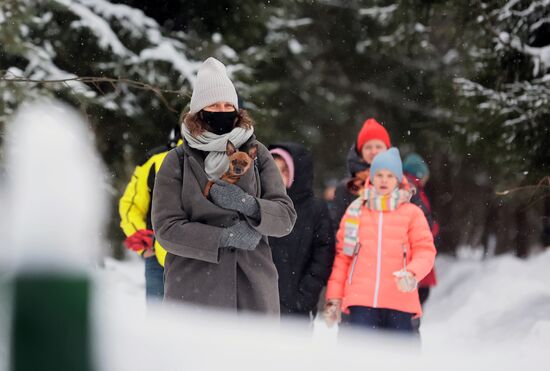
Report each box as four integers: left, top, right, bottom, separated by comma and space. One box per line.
189, 57, 239, 114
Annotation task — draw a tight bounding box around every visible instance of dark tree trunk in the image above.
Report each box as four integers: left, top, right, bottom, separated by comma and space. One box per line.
481, 196, 499, 258
542, 196, 550, 248
515, 206, 529, 258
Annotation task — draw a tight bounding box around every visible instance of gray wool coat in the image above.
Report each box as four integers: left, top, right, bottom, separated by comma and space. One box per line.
152, 136, 296, 315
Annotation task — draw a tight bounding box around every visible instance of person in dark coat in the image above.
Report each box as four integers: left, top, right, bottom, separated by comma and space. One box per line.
268, 143, 335, 320
332, 118, 391, 229
152, 57, 296, 315
403, 153, 439, 304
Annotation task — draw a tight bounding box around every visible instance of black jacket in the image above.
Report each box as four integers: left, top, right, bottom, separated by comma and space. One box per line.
332, 145, 369, 230
268, 143, 335, 316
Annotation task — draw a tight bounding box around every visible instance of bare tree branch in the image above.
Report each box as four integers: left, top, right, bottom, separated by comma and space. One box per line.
496, 176, 550, 196
0, 71, 190, 113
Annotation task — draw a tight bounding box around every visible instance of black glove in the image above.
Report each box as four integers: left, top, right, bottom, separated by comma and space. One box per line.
295, 289, 317, 313
209, 181, 260, 219
219, 220, 262, 251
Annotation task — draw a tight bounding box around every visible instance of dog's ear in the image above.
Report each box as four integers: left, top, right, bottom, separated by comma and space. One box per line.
226, 140, 237, 156
356, 169, 369, 180
247, 144, 258, 160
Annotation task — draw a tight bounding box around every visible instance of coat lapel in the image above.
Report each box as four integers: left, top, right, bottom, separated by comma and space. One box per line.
184, 143, 210, 193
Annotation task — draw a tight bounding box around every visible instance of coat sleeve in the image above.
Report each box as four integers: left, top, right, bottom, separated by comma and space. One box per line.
325, 211, 353, 300
406, 206, 437, 281
296, 199, 336, 311
410, 192, 434, 230
152, 150, 223, 264
119, 163, 149, 237
245, 143, 297, 237
332, 181, 354, 232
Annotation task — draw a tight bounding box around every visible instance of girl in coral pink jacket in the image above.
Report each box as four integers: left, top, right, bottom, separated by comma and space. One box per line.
324, 148, 436, 333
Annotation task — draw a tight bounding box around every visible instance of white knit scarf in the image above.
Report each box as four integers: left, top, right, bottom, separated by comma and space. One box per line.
182, 124, 254, 179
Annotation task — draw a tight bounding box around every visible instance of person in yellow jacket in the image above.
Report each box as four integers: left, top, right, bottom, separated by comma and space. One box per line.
119, 128, 182, 302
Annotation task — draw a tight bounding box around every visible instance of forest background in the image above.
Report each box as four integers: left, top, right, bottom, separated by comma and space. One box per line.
1, 0, 549, 258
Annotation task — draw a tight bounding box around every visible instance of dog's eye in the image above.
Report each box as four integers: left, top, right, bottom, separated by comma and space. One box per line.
232, 160, 238, 166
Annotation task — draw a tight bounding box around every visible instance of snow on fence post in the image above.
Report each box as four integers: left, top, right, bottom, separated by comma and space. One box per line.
4, 100, 106, 371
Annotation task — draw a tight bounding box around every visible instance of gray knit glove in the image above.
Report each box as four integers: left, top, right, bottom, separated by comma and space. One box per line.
210, 181, 260, 219
219, 221, 262, 250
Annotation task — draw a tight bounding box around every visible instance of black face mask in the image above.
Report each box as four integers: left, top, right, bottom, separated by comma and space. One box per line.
201, 110, 238, 135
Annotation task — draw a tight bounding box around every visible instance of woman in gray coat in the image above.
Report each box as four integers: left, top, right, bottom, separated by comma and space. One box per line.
152, 57, 296, 315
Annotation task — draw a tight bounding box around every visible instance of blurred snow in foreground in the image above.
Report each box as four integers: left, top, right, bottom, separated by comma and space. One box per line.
3, 99, 106, 272
98, 251, 550, 371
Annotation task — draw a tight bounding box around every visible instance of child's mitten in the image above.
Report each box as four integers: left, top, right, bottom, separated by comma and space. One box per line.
393, 270, 418, 292
323, 299, 342, 328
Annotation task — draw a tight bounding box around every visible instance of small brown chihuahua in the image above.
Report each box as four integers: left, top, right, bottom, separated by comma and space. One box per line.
346, 169, 370, 195
203, 140, 258, 197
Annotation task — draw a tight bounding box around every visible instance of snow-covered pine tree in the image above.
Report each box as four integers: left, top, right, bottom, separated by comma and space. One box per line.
0, 0, 243, 157
0, 0, 246, 253
454, 0, 550, 184
449, 1, 550, 256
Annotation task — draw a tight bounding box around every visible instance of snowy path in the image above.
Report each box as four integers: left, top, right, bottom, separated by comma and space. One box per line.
96, 250, 550, 371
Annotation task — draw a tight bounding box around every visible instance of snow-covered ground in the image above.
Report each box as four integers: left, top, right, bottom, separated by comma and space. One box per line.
96, 250, 550, 371
423, 250, 550, 350
2, 100, 549, 371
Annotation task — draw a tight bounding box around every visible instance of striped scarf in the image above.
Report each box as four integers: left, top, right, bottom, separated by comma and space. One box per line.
342, 187, 412, 256
363, 187, 412, 211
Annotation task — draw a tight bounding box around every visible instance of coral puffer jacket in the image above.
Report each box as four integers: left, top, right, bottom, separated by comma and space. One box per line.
326, 201, 436, 316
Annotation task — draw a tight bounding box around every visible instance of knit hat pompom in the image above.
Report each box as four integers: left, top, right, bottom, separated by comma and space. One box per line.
403, 153, 429, 180
370, 147, 403, 182
356, 118, 391, 153
189, 57, 239, 114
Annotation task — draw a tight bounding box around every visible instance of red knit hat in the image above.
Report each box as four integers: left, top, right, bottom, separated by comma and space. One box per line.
356, 118, 391, 153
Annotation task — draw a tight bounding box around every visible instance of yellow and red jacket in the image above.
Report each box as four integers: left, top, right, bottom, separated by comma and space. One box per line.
326, 201, 436, 317
119, 146, 175, 267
